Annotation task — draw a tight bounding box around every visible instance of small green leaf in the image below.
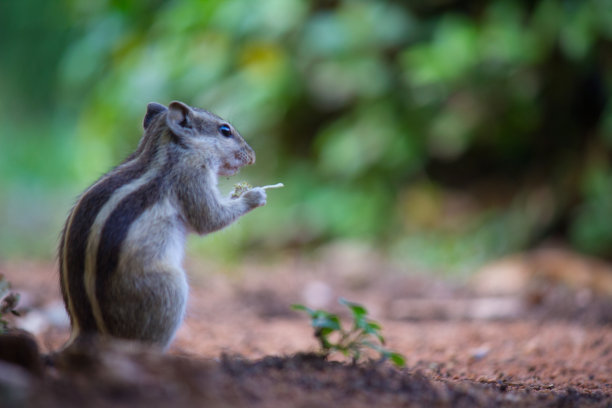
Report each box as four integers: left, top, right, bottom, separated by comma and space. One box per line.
291, 303, 315, 315
315, 326, 330, 335
387, 352, 406, 368
356, 319, 374, 332
355, 319, 384, 342
339, 298, 367, 317
366, 321, 381, 331
312, 313, 342, 331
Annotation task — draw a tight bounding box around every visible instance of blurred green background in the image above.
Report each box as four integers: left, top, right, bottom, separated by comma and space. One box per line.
1, 0, 611, 273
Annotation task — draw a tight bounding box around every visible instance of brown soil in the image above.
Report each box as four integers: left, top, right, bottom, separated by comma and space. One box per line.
1, 247, 611, 407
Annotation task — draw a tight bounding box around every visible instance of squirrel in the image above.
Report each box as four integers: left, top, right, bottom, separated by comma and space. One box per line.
58, 101, 267, 350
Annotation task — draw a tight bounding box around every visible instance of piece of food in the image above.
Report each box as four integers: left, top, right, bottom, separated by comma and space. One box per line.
231, 181, 253, 198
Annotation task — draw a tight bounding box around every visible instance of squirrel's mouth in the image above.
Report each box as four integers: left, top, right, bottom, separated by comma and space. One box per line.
218, 152, 254, 176
218, 164, 240, 177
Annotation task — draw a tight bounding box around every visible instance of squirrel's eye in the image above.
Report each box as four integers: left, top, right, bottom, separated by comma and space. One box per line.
219, 124, 233, 138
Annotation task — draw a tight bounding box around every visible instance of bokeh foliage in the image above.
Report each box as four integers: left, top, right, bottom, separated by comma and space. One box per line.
1, 0, 611, 272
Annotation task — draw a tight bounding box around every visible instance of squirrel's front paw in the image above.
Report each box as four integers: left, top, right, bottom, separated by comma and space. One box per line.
243, 187, 267, 208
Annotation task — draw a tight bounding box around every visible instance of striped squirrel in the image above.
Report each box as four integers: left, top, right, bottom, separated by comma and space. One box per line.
59, 101, 267, 350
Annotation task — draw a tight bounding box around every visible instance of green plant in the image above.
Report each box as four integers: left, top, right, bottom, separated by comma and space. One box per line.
0, 274, 20, 333
292, 298, 405, 367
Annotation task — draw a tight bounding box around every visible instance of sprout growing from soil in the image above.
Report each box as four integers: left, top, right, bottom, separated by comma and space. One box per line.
0, 274, 20, 333
292, 298, 405, 367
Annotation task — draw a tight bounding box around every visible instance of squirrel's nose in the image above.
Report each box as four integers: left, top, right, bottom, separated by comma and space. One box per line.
245, 144, 256, 165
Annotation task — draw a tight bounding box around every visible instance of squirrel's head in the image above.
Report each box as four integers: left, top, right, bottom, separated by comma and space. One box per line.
143, 101, 255, 176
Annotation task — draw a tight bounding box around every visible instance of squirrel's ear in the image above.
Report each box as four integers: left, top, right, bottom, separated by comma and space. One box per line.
143, 102, 167, 129
167, 101, 195, 137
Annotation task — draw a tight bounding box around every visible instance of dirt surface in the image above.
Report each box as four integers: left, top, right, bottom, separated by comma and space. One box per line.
1, 246, 612, 407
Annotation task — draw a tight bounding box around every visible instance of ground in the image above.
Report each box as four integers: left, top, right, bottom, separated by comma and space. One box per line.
1, 244, 611, 407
